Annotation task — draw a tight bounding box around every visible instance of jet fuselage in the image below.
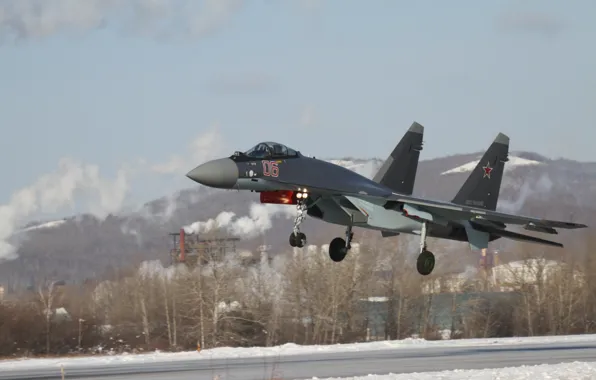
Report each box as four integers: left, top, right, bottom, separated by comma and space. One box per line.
186, 145, 462, 242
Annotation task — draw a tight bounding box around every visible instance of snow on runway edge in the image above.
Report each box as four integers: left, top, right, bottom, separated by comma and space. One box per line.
308, 361, 596, 380
2, 334, 596, 371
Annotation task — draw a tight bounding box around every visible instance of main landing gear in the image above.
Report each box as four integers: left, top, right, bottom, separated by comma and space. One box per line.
288, 201, 354, 263
416, 222, 435, 276
328, 224, 353, 262
289, 202, 307, 248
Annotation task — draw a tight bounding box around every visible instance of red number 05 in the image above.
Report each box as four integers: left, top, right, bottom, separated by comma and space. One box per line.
262, 161, 279, 177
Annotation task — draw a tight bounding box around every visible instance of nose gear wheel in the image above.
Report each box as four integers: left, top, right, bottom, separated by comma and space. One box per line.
289, 201, 308, 248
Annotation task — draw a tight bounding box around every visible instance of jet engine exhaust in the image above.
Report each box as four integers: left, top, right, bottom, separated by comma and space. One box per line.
259, 190, 297, 204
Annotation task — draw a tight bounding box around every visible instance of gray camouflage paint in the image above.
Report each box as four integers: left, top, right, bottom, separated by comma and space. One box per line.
186, 122, 587, 251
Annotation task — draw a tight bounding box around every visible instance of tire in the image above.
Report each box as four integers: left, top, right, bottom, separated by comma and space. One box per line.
416, 250, 435, 276
329, 237, 348, 262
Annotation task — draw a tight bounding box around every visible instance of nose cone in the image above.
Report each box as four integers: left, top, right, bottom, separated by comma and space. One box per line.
186, 158, 239, 188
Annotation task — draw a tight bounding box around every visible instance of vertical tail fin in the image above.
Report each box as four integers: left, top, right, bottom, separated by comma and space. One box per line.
372, 121, 424, 195
451, 132, 509, 210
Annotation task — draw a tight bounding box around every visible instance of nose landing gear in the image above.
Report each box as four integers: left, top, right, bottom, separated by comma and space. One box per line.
289, 201, 307, 248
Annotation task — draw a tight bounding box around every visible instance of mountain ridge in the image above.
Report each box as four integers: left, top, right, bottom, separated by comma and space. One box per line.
2, 150, 594, 290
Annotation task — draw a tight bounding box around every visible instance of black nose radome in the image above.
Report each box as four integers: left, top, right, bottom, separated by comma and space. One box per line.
186, 158, 238, 188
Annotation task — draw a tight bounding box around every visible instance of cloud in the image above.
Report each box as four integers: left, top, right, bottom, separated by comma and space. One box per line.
0, 158, 130, 262
150, 123, 226, 175
496, 10, 565, 37
0, 0, 243, 43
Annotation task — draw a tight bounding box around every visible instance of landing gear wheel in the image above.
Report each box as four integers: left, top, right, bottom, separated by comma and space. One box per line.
416, 250, 435, 276
289, 232, 306, 248
329, 237, 348, 262
289, 201, 308, 248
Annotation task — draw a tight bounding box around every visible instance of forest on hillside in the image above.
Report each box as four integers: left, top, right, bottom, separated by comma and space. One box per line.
2, 231, 596, 358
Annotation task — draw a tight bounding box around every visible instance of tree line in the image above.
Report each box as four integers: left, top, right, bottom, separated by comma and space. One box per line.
1, 230, 596, 358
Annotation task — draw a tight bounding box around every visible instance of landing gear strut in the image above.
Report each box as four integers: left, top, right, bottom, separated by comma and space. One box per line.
289, 201, 307, 248
416, 222, 435, 276
328, 223, 353, 262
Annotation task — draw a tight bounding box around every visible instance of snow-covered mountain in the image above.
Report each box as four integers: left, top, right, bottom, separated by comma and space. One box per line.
16, 220, 67, 234
441, 155, 543, 175
2, 151, 595, 290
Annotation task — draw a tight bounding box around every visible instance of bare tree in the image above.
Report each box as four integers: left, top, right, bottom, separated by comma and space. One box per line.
37, 280, 63, 355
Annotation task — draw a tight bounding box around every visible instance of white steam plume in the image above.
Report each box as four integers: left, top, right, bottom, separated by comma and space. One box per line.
498, 173, 554, 214
0, 158, 129, 262
184, 203, 297, 239
151, 123, 225, 175
0, 0, 243, 43
138, 259, 188, 281
0, 125, 225, 262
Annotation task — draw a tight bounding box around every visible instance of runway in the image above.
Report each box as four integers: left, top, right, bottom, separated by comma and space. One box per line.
2, 339, 596, 380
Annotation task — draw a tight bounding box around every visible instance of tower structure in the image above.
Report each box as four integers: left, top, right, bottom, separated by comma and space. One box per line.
478, 248, 500, 291
169, 228, 240, 267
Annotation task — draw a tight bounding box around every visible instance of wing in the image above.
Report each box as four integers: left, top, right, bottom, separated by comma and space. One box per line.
380, 193, 587, 232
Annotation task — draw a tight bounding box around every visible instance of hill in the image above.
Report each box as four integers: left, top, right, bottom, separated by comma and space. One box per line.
1, 151, 595, 291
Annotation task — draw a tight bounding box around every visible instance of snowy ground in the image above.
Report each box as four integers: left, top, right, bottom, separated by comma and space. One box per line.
2, 334, 596, 372
309, 361, 596, 379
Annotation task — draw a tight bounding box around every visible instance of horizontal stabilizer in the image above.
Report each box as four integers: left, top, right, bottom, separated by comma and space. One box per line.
524, 223, 558, 234
470, 220, 563, 248
490, 228, 563, 248
529, 220, 587, 229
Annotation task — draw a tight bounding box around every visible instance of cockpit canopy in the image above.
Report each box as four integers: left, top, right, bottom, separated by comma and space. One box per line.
240, 142, 299, 159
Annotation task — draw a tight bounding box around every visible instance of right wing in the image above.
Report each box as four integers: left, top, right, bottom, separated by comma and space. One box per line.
353, 130, 585, 246
380, 130, 586, 247
381, 194, 587, 231
375, 193, 586, 248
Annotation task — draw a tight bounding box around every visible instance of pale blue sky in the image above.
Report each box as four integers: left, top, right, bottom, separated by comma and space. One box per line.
1, 0, 595, 218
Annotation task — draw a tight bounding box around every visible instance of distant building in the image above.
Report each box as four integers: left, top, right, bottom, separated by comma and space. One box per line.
169, 228, 240, 266
359, 291, 520, 340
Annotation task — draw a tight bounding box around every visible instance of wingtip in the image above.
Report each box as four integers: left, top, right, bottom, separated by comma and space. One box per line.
409, 121, 424, 134
494, 132, 509, 145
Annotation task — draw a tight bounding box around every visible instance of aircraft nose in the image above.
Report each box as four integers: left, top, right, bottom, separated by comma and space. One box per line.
186, 158, 238, 188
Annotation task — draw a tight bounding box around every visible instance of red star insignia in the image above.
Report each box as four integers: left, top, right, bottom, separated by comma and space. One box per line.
482, 161, 493, 179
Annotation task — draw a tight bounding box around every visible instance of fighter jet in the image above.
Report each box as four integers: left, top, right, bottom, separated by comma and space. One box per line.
186, 122, 587, 276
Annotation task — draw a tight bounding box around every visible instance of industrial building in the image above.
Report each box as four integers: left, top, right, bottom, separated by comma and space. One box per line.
168, 228, 243, 267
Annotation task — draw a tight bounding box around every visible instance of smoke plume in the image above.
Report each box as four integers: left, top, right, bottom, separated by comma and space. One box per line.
0, 0, 243, 43
151, 124, 225, 175
138, 259, 188, 281
184, 203, 297, 239
0, 123, 226, 263
0, 158, 129, 261
497, 173, 554, 214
